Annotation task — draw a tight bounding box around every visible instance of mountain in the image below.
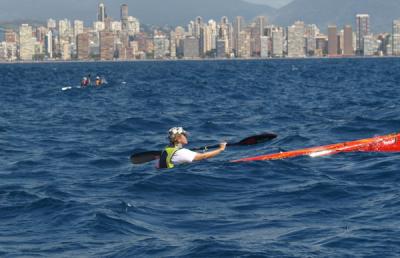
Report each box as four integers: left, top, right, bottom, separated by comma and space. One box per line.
0, 0, 276, 26
272, 0, 400, 32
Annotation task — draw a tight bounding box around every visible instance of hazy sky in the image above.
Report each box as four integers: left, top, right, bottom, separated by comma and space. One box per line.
244, 0, 293, 8
0, 0, 290, 24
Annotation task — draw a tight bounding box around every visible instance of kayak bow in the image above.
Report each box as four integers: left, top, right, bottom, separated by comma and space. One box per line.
232, 132, 400, 162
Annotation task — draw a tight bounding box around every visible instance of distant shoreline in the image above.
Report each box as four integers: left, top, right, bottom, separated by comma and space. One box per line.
0, 56, 399, 65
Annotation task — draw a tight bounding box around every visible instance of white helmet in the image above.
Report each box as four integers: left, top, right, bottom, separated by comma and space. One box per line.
168, 127, 187, 142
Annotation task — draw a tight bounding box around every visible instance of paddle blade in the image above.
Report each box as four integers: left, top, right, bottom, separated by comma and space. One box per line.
236, 132, 277, 146
130, 151, 162, 164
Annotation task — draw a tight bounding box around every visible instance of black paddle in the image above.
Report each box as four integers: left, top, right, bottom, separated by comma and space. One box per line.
130, 132, 277, 165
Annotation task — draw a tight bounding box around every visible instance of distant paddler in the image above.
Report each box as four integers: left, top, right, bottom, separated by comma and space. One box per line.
95, 76, 103, 86
81, 74, 91, 87
158, 127, 227, 169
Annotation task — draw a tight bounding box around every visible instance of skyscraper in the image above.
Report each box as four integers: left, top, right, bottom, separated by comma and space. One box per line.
77, 33, 90, 60
328, 25, 338, 56
59, 19, 72, 40
100, 31, 114, 60
363, 34, 376, 56
5, 29, 17, 44
260, 36, 269, 58
170, 31, 177, 59
287, 21, 305, 58
183, 36, 200, 58
233, 16, 245, 56
47, 19, 56, 30
272, 27, 284, 57
356, 14, 370, 55
392, 19, 400, 56
45, 30, 53, 58
252, 16, 267, 57
216, 39, 226, 58
237, 29, 251, 58
153, 35, 169, 59
98, 3, 107, 22
305, 24, 319, 56
194, 16, 203, 38
74, 20, 84, 39
19, 24, 35, 60
121, 4, 129, 30
343, 25, 354, 56
206, 20, 217, 52
126, 16, 140, 36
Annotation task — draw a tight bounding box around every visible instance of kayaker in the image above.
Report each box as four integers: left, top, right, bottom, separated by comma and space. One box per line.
158, 127, 227, 169
81, 75, 91, 87
95, 76, 102, 86
81, 77, 87, 87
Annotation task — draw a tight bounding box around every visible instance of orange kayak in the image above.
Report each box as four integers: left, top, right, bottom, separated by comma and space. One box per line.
232, 132, 400, 163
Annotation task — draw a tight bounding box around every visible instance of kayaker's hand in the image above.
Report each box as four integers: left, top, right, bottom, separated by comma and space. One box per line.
220, 142, 227, 151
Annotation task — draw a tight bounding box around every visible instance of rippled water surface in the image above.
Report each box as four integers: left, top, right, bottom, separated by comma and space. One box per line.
1, 58, 400, 257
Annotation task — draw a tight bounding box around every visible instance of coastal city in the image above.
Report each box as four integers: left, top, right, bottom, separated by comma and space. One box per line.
1, 2, 400, 62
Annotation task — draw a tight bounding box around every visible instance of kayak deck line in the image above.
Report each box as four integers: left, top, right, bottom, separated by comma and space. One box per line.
232, 132, 400, 163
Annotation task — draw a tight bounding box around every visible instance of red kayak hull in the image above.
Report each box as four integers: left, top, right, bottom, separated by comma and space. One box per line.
232, 133, 400, 162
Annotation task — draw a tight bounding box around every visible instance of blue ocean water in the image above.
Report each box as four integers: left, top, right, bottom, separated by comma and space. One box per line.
1, 58, 400, 257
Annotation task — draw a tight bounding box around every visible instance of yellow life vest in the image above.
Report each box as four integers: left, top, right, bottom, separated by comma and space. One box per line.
159, 146, 180, 169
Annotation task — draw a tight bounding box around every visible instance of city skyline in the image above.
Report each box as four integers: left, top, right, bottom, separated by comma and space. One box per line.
1, 2, 400, 62
1, 0, 399, 33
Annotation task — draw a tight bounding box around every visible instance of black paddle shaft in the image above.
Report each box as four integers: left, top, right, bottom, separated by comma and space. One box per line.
191, 132, 278, 151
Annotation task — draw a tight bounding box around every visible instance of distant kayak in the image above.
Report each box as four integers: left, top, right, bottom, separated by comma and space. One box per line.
62, 86, 82, 91
232, 132, 400, 162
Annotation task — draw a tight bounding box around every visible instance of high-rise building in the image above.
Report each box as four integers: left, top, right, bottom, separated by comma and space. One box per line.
328, 25, 338, 56
216, 39, 226, 58
377, 33, 390, 56
111, 21, 122, 32
170, 31, 176, 58
272, 27, 284, 57
93, 21, 105, 32
260, 36, 269, 58
74, 20, 84, 39
206, 20, 217, 52
99, 31, 114, 60
5, 29, 17, 44
77, 33, 90, 60
305, 24, 319, 56
356, 14, 370, 55
47, 19, 56, 30
121, 4, 129, 30
199, 27, 206, 56
233, 16, 245, 56
363, 34, 376, 56
98, 3, 107, 22
194, 16, 203, 38
183, 36, 199, 58
153, 34, 169, 59
127, 16, 140, 36
19, 24, 35, 60
343, 25, 354, 56
287, 21, 305, 58
61, 42, 71, 60
251, 16, 267, 57
45, 30, 53, 58
315, 35, 328, 57
237, 29, 251, 58
219, 18, 232, 55
392, 19, 400, 56
59, 19, 72, 40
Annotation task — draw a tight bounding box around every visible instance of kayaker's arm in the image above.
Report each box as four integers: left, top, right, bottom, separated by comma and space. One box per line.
193, 142, 227, 161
